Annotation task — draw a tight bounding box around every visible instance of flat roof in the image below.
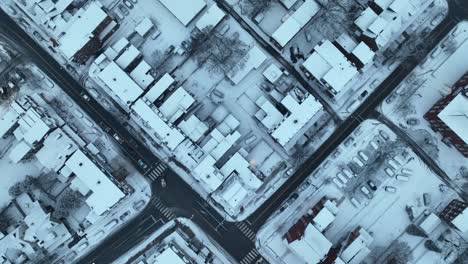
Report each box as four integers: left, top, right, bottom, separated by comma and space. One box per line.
438, 93, 468, 144
255, 96, 284, 130
227, 46, 267, 85
58, 2, 107, 59
272, 0, 320, 47
196, 4, 226, 31
303, 40, 357, 93
288, 224, 332, 263
130, 60, 154, 89
98, 61, 144, 106
263, 64, 283, 83
178, 115, 209, 142
9, 141, 32, 163
144, 73, 175, 103
159, 0, 206, 26
154, 247, 185, 264
0, 108, 20, 137
221, 152, 262, 189
193, 155, 224, 193
132, 99, 185, 150
35, 128, 79, 172
159, 87, 195, 124
272, 95, 322, 146
352, 42, 375, 65
135, 17, 154, 36
65, 150, 125, 215
115, 45, 140, 69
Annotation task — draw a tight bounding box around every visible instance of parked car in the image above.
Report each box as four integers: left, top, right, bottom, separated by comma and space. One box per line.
369, 140, 379, 150
342, 168, 354, 179
151, 29, 161, 40
353, 156, 365, 167
385, 186, 397, 193
123, 0, 133, 9
130, 0, 137, 3
406, 118, 420, 126
396, 175, 409, 181
358, 151, 369, 162
384, 167, 395, 177
387, 159, 399, 170
367, 180, 377, 191
118, 5, 129, 16
360, 186, 373, 199
379, 130, 390, 141
253, 12, 265, 24
336, 172, 348, 184
423, 193, 431, 206
219, 24, 230, 35
350, 197, 361, 208
401, 168, 413, 175
333, 178, 344, 188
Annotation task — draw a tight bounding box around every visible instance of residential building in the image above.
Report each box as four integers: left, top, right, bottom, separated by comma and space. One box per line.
271, 0, 320, 48
14, 0, 117, 63
439, 199, 468, 232
159, 0, 206, 26
0, 193, 72, 263
424, 72, 468, 157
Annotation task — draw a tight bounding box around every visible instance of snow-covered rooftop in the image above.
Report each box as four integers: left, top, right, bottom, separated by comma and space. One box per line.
452, 207, 468, 232
272, 95, 322, 146
159, 0, 206, 26
178, 115, 209, 142
340, 228, 373, 264
263, 64, 283, 83
227, 46, 267, 85
64, 150, 125, 216
132, 99, 185, 150
98, 61, 144, 106
130, 60, 154, 89
58, 2, 108, 59
287, 224, 332, 264
303, 40, 358, 94
195, 4, 226, 31
144, 73, 175, 103
115, 45, 140, 69
154, 247, 185, 264
438, 93, 468, 144
159, 87, 195, 124
272, 0, 320, 47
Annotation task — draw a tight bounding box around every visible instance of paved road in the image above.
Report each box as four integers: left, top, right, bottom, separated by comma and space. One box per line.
0, 0, 466, 263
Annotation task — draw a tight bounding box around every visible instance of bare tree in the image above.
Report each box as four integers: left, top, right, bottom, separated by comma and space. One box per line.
8, 176, 39, 198
391, 31, 435, 62
454, 249, 468, 264
385, 241, 413, 264
312, 0, 361, 39
240, 0, 274, 17
191, 31, 249, 74
443, 38, 458, 54
53, 189, 85, 219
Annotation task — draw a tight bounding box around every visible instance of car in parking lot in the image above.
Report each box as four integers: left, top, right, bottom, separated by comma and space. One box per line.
333, 177, 344, 188
369, 140, 379, 150
342, 168, 354, 179
350, 197, 361, 208
423, 193, 431, 206
385, 186, 397, 193
123, 0, 133, 9
367, 180, 377, 191
379, 130, 390, 141
219, 24, 230, 35
396, 174, 409, 181
336, 172, 348, 184
401, 168, 413, 175
118, 4, 129, 16
353, 156, 365, 167
387, 159, 399, 170
360, 186, 373, 199
385, 167, 395, 177
358, 151, 369, 162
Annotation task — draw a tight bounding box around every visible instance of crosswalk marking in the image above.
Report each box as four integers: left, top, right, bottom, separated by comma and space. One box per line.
151, 198, 175, 220
235, 222, 256, 241
146, 163, 167, 181
240, 249, 260, 264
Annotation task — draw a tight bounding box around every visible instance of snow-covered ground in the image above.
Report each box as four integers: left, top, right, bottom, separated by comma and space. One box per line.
115, 218, 236, 264
0, 56, 151, 263
380, 21, 468, 185
256, 119, 466, 264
